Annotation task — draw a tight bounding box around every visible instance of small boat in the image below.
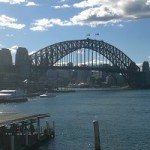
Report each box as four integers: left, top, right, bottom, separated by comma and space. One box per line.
0, 89, 28, 103
40, 92, 56, 98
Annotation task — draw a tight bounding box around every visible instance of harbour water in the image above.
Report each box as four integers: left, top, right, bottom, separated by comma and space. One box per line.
0, 88, 150, 150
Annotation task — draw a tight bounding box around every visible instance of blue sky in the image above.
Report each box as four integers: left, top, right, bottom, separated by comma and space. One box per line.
0, 0, 150, 64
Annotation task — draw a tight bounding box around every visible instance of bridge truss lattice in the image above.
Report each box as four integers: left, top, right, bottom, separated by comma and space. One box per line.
30, 38, 140, 84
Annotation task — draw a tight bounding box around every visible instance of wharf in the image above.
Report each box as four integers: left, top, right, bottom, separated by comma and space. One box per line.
0, 113, 55, 150
53, 88, 75, 93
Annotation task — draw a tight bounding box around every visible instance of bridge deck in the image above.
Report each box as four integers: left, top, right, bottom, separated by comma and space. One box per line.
32, 65, 121, 73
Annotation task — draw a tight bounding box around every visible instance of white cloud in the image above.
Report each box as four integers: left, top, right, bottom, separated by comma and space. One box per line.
71, 0, 150, 26
0, 15, 25, 29
60, 0, 66, 2
26, 1, 39, 6
52, 4, 70, 9
29, 50, 36, 55
70, 6, 122, 26
8, 45, 19, 63
146, 0, 150, 5
0, 0, 39, 6
30, 0, 150, 30
136, 63, 143, 69
30, 18, 53, 31
30, 18, 72, 31
9, 45, 19, 54
0, 0, 26, 4
30, 26, 46, 31
85, 59, 106, 66
6, 34, 14, 37
73, 0, 107, 8
118, 24, 124, 27
0, 43, 3, 48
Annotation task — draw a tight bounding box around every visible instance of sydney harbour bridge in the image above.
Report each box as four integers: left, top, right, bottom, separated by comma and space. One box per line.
29, 38, 142, 88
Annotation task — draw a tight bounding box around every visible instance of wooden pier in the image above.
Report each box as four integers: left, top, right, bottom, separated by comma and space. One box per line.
0, 113, 55, 150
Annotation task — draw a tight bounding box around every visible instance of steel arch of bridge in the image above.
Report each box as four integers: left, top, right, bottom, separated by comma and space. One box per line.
30, 38, 140, 82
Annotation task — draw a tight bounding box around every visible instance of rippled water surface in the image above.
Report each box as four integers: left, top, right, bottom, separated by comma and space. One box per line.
0, 89, 150, 150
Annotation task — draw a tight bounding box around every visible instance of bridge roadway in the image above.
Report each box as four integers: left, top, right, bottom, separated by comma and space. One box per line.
31, 65, 121, 73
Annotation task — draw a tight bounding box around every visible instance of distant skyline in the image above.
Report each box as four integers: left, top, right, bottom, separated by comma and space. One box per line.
0, 0, 150, 65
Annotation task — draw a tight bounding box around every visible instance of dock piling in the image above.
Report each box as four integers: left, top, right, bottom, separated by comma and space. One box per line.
25, 130, 29, 146
52, 121, 55, 138
37, 117, 40, 140
93, 120, 101, 150
11, 135, 15, 150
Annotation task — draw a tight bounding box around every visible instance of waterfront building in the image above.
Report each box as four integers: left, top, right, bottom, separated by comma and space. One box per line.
0, 48, 13, 72
114, 74, 126, 85
0, 48, 19, 89
39, 69, 72, 88
142, 61, 149, 72
106, 75, 116, 85
15, 47, 31, 78
76, 70, 92, 83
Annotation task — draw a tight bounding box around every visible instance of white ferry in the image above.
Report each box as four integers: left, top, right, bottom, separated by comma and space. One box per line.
0, 89, 28, 103
40, 92, 56, 98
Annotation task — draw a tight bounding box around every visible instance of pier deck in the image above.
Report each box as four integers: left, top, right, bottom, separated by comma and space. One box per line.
0, 113, 54, 150
0, 113, 50, 127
